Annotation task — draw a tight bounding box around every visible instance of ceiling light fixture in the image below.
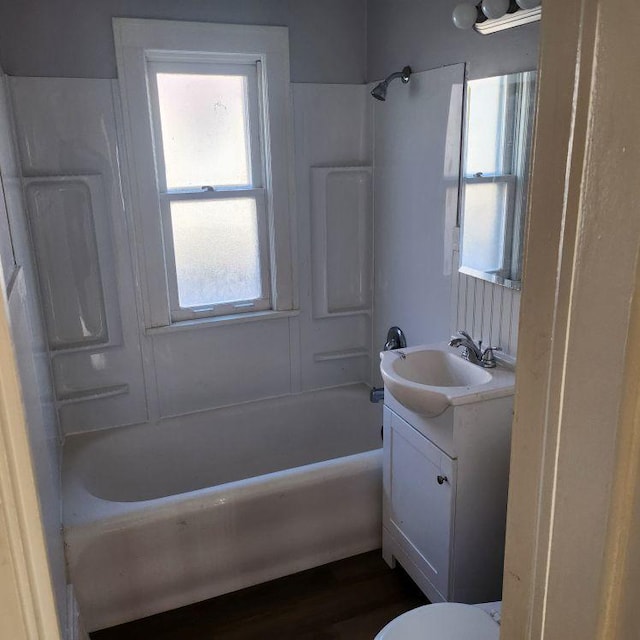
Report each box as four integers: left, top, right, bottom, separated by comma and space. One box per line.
452, 0, 541, 35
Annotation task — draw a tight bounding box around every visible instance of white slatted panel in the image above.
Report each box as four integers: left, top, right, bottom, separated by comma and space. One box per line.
450, 249, 521, 358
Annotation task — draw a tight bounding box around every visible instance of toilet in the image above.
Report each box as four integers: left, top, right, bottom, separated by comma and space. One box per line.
374, 602, 501, 640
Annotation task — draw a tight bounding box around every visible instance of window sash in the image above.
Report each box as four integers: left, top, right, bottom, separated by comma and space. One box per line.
160, 188, 272, 321
147, 60, 264, 192
460, 174, 516, 278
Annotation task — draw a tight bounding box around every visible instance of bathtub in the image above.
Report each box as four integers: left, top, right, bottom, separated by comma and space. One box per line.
63, 384, 383, 632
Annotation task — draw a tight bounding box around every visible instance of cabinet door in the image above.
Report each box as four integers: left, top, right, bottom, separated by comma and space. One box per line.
386, 410, 456, 597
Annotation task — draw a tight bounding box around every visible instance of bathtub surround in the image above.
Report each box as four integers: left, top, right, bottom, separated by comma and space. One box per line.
8, 70, 379, 631
63, 386, 382, 631
2, 58, 379, 635
7, 76, 375, 435
10, 78, 148, 434
0, 67, 67, 634
293, 84, 373, 390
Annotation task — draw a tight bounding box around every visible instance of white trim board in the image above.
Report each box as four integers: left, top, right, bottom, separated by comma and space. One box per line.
113, 18, 297, 329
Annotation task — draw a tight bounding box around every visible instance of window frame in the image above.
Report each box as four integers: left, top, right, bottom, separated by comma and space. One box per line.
459, 73, 523, 283
146, 59, 271, 321
113, 19, 296, 329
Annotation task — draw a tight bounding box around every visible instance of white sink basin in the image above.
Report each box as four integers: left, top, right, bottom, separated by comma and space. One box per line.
380, 343, 515, 417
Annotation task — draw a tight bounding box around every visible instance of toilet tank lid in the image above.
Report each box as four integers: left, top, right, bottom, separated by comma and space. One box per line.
375, 602, 500, 640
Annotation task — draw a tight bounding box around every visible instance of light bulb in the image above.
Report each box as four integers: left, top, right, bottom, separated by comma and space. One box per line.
515, 0, 541, 8
481, 0, 510, 19
452, 3, 479, 30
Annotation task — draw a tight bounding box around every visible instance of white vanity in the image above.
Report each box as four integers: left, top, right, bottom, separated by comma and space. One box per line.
380, 344, 515, 604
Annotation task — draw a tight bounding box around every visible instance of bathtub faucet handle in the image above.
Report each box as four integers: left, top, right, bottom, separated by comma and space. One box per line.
384, 326, 407, 351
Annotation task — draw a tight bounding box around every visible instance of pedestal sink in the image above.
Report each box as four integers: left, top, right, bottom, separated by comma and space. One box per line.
380, 343, 515, 417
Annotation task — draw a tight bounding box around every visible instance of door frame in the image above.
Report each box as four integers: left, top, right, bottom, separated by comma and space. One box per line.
0, 271, 61, 639
502, 0, 640, 637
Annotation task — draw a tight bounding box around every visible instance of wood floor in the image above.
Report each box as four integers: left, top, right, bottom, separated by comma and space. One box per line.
91, 551, 429, 640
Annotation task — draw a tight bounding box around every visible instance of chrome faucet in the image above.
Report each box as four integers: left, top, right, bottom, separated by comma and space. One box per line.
448, 330, 498, 368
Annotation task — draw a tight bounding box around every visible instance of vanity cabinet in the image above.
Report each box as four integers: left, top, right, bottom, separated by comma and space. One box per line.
382, 391, 513, 604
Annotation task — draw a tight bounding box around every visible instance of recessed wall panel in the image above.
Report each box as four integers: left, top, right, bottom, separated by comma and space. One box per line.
26, 178, 108, 349
311, 166, 372, 318
326, 169, 372, 313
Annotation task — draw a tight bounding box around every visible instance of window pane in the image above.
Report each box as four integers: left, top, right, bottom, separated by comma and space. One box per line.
170, 199, 262, 308
156, 73, 252, 189
465, 77, 506, 177
461, 182, 509, 274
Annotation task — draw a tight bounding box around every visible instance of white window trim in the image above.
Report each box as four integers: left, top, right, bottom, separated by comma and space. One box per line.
113, 18, 297, 328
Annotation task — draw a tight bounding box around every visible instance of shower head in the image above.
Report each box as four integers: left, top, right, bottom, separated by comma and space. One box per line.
371, 66, 412, 101
371, 82, 389, 101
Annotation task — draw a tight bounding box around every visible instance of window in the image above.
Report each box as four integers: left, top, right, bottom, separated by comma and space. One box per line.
148, 61, 270, 320
461, 75, 515, 278
460, 73, 535, 283
114, 19, 295, 327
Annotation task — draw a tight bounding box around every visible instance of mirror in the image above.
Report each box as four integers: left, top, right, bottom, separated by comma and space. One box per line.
459, 70, 537, 290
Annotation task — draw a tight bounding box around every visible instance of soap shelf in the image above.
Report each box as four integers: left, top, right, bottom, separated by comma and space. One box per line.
56, 384, 129, 405
313, 348, 370, 363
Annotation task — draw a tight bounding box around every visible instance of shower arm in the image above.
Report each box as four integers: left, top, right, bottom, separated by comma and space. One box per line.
385, 67, 412, 85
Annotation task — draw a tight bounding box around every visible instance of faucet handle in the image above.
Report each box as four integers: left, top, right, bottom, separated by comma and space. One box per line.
457, 329, 474, 342
480, 346, 501, 368
482, 345, 501, 354
384, 326, 407, 351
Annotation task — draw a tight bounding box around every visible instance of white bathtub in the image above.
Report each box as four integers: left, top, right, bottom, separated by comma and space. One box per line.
63, 385, 383, 632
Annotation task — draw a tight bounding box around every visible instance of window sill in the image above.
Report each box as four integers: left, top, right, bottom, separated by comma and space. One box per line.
145, 309, 300, 336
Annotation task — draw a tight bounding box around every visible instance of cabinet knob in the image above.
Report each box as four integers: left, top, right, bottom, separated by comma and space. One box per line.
437, 475, 448, 485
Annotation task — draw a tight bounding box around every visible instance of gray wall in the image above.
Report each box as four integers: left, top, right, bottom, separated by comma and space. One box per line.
372, 65, 464, 378
367, 0, 539, 81
0, 0, 367, 83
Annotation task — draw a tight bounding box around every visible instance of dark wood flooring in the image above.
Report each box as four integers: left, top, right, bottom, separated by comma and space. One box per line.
91, 551, 429, 640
